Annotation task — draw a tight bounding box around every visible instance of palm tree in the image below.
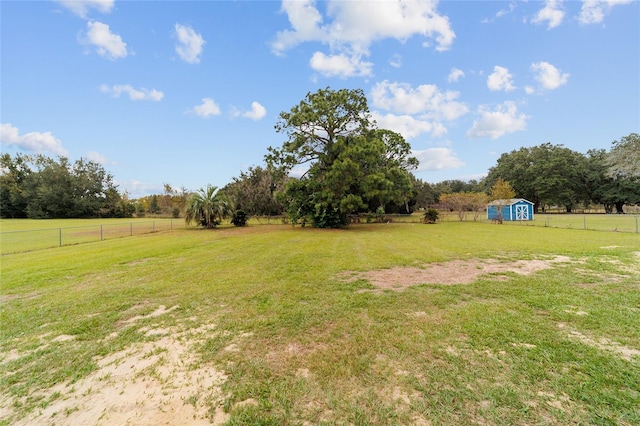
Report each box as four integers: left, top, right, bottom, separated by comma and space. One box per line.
184, 185, 230, 228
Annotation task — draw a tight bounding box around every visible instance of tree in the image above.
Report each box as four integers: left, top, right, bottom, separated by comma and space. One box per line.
485, 143, 586, 213
220, 165, 286, 217
1, 154, 121, 218
489, 178, 516, 224
587, 148, 640, 213
607, 133, 640, 178
0, 153, 32, 218
266, 87, 417, 227
184, 185, 230, 228
439, 192, 488, 222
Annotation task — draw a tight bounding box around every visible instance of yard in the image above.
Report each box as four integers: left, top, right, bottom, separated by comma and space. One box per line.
1, 221, 639, 425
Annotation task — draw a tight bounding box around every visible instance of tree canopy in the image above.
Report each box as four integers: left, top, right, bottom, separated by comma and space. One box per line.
0, 153, 127, 218
267, 87, 417, 227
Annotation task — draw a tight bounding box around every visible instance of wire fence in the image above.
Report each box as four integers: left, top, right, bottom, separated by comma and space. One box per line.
0, 219, 182, 254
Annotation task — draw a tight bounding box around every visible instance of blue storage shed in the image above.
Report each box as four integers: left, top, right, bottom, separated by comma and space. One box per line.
487, 198, 534, 221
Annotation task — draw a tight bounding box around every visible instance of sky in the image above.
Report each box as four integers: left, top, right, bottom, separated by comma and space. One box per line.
1, 0, 639, 198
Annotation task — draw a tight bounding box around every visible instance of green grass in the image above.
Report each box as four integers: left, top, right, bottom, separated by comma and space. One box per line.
1, 222, 639, 425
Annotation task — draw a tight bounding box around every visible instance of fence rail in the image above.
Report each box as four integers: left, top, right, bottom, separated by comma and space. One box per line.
0, 220, 182, 254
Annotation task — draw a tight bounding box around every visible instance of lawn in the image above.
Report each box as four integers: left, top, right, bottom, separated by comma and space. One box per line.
1, 222, 639, 425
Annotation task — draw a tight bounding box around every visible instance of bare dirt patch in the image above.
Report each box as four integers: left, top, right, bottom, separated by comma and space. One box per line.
2, 313, 230, 426
558, 323, 640, 362
339, 255, 572, 292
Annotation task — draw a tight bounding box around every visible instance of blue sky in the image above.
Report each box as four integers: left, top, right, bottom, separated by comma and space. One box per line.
1, 0, 638, 198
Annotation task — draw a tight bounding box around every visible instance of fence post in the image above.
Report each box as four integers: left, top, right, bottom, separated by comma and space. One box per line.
584, 215, 586, 230
100, 225, 103, 241
153, 221, 156, 232
59, 228, 62, 247
636, 215, 638, 234
130, 223, 133, 236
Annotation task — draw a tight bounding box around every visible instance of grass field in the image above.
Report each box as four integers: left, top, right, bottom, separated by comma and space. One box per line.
1, 221, 639, 425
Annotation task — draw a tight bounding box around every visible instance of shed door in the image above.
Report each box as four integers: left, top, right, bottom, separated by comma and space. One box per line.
515, 205, 529, 220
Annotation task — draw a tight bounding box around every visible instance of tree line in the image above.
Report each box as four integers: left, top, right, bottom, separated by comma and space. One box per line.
2, 87, 638, 226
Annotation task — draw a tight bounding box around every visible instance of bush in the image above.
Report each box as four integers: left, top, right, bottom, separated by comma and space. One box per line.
231, 209, 248, 227
423, 208, 439, 224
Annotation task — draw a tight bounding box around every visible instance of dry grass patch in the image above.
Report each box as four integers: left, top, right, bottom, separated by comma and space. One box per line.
339, 255, 574, 292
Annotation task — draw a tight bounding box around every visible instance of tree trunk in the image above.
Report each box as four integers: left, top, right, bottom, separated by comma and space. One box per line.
615, 201, 625, 214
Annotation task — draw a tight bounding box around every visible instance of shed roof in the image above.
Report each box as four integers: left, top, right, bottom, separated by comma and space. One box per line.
487, 198, 533, 206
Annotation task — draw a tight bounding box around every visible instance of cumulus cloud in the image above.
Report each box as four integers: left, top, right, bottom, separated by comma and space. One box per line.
175, 24, 206, 64
371, 80, 468, 120
466, 101, 529, 139
100, 84, 164, 101
272, 0, 455, 77
81, 20, 127, 60
578, 0, 633, 24
448, 67, 465, 83
530, 61, 569, 90
310, 51, 373, 78
412, 147, 464, 172
531, 0, 565, 29
370, 80, 468, 139
0, 123, 68, 156
189, 98, 221, 117
232, 101, 267, 121
56, 0, 114, 18
487, 66, 515, 91
389, 54, 403, 68
116, 179, 164, 199
372, 112, 446, 139
85, 150, 115, 165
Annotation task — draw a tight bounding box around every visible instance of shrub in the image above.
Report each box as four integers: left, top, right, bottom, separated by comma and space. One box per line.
423, 208, 439, 224
231, 209, 248, 227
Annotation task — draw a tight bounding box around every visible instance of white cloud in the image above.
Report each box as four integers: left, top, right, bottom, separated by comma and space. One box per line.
371, 80, 468, 121
100, 84, 164, 101
530, 61, 569, 90
448, 67, 465, 83
487, 66, 515, 91
0, 123, 68, 156
372, 111, 446, 139
525, 86, 535, 95
309, 51, 373, 78
389, 54, 402, 68
578, 0, 632, 24
233, 101, 267, 121
81, 21, 127, 60
532, 0, 565, 29
116, 179, 164, 199
56, 0, 114, 18
412, 147, 464, 172
189, 98, 221, 117
175, 24, 205, 64
466, 101, 529, 139
272, 0, 455, 76
85, 150, 115, 165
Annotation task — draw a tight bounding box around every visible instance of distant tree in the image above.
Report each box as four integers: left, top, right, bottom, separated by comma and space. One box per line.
184, 185, 231, 228
410, 176, 437, 211
2, 154, 120, 218
439, 193, 469, 221
266, 87, 417, 227
586, 148, 640, 213
468, 192, 489, 221
231, 209, 248, 227
220, 165, 286, 217
439, 192, 488, 222
0, 153, 32, 218
607, 133, 640, 178
489, 178, 516, 224
486, 143, 586, 213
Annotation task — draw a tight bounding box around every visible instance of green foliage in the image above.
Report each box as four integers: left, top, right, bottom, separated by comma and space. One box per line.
231, 209, 248, 227
0, 153, 125, 219
423, 207, 439, 223
220, 165, 286, 217
184, 185, 230, 228
607, 132, 640, 178
267, 88, 417, 228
